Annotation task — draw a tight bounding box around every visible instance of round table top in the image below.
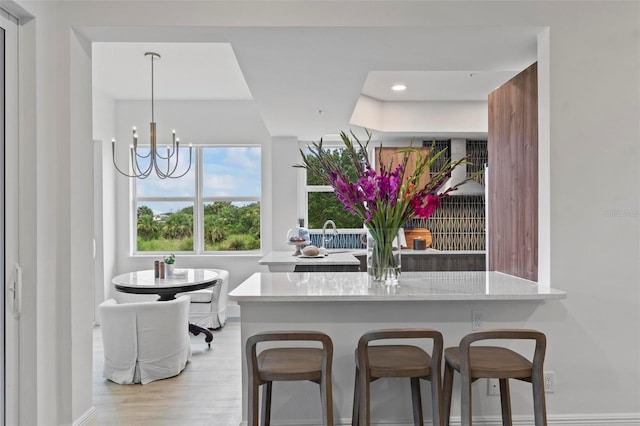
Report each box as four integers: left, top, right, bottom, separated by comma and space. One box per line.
113, 268, 218, 300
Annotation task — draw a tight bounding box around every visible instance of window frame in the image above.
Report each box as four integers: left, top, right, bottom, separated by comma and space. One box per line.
297, 141, 366, 234
132, 144, 262, 255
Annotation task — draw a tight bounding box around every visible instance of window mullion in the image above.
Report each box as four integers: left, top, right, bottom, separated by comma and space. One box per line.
195, 147, 204, 254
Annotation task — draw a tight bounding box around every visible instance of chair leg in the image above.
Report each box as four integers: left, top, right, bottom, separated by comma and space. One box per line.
261, 381, 272, 426
248, 377, 260, 426
443, 362, 454, 426
499, 379, 512, 426
532, 372, 548, 426
430, 372, 444, 426
352, 368, 360, 426
410, 377, 423, 426
320, 371, 334, 426
359, 370, 371, 426
460, 372, 473, 426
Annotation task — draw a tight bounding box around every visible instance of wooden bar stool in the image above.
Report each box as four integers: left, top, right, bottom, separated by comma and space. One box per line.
443, 329, 547, 426
352, 328, 444, 426
246, 331, 334, 426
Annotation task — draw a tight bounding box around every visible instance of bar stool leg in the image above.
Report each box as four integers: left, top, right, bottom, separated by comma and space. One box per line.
460, 373, 473, 426
352, 369, 360, 426
532, 371, 547, 426
442, 362, 454, 426
320, 374, 334, 426
359, 369, 371, 426
410, 377, 423, 426
261, 381, 272, 426
499, 379, 511, 426
248, 375, 260, 426
431, 369, 443, 426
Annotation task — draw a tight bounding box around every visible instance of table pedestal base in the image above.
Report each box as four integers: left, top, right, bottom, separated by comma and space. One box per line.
189, 323, 213, 348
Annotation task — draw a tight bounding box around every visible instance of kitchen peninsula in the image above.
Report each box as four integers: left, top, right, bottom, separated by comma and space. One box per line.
229, 271, 566, 424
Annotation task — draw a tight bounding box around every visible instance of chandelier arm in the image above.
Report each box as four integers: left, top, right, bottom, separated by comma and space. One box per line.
112, 140, 150, 178
155, 145, 177, 160
152, 151, 171, 180
131, 150, 153, 178
164, 147, 182, 176
112, 151, 145, 178
165, 148, 193, 179
134, 145, 152, 159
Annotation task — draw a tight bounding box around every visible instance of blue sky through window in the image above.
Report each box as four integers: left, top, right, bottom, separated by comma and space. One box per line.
136, 146, 261, 214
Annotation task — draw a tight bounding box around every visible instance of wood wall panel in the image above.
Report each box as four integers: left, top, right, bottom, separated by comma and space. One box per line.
375, 147, 430, 190
488, 62, 538, 281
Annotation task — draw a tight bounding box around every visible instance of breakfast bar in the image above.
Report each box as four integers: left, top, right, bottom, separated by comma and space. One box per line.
229, 271, 566, 424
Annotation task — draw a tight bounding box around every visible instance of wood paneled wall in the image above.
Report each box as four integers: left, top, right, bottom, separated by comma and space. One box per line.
488, 62, 538, 281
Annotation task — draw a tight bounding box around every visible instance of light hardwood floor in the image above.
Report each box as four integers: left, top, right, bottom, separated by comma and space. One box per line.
91, 319, 242, 426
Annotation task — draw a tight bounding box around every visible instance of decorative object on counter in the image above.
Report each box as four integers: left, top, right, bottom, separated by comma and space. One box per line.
301, 245, 322, 257
296, 130, 477, 285
154, 260, 160, 278
413, 238, 427, 250
404, 227, 432, 249
287, 220, 311, 256
164, 253, 176, 277
366, 228, 402, 284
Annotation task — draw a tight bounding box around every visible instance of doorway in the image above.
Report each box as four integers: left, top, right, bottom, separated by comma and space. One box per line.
1, 7, 19, 425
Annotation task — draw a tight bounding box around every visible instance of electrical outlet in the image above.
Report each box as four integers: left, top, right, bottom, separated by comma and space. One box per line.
544, 371, 555, 393
471, 309, 485, 330
487, 378, 500, 396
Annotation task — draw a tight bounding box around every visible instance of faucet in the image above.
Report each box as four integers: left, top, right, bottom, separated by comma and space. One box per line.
321, 220, 338, 250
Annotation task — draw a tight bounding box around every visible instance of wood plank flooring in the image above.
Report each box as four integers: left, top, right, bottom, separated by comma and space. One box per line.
91, 319, 242, 426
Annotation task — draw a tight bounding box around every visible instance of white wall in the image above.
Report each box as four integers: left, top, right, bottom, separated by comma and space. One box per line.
351, 95, 488, 134
12, 1, 640, 424
92, 89, 117, 316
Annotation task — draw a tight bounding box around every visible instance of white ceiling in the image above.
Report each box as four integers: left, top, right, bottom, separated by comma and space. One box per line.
91, 26, 540, 140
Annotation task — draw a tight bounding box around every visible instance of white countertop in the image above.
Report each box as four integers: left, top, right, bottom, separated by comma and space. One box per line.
229, 271, 566, 302
259, 250, 361, 271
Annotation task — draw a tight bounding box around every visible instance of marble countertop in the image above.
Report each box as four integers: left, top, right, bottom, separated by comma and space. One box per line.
229, 271, 567, 302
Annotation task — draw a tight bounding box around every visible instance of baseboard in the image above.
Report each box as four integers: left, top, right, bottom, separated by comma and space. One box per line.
239, 413, 640, 426
72, 406, 96, 426
443, 413, 640, 426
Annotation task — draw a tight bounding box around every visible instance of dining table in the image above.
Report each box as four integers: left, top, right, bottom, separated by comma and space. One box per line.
112, 268, 220, 347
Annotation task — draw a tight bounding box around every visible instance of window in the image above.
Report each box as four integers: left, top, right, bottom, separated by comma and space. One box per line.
301, 144, 364, 230
134, 146, 261, 253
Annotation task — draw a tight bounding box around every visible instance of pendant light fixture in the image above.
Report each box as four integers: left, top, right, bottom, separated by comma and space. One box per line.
111, 52, 192, 179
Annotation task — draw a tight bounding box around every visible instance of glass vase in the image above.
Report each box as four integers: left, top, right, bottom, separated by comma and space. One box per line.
166, 263, 175, 277
366, 228, 401, 285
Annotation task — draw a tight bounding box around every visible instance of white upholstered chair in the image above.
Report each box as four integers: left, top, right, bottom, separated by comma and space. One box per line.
115, 268, 229, 330
178, 268, 229, 329
98, 296, 191, 384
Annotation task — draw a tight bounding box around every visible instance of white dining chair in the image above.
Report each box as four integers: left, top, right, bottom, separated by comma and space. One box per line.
98, 295, 191, 384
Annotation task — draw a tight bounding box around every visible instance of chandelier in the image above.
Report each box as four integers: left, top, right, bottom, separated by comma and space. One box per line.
111, 52, 192, 179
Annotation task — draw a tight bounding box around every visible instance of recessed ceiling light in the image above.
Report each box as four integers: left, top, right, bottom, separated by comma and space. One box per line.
391, 84, 407, 92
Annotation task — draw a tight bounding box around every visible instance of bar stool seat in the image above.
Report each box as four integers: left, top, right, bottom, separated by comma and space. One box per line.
443, 329, 547, 426
444, 346, 533, 379
246, 331, 333, 426
352, 328, 444, 426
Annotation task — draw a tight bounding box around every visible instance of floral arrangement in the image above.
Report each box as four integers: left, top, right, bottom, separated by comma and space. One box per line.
164, 254, 176, 264
296, 130, 475, 283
